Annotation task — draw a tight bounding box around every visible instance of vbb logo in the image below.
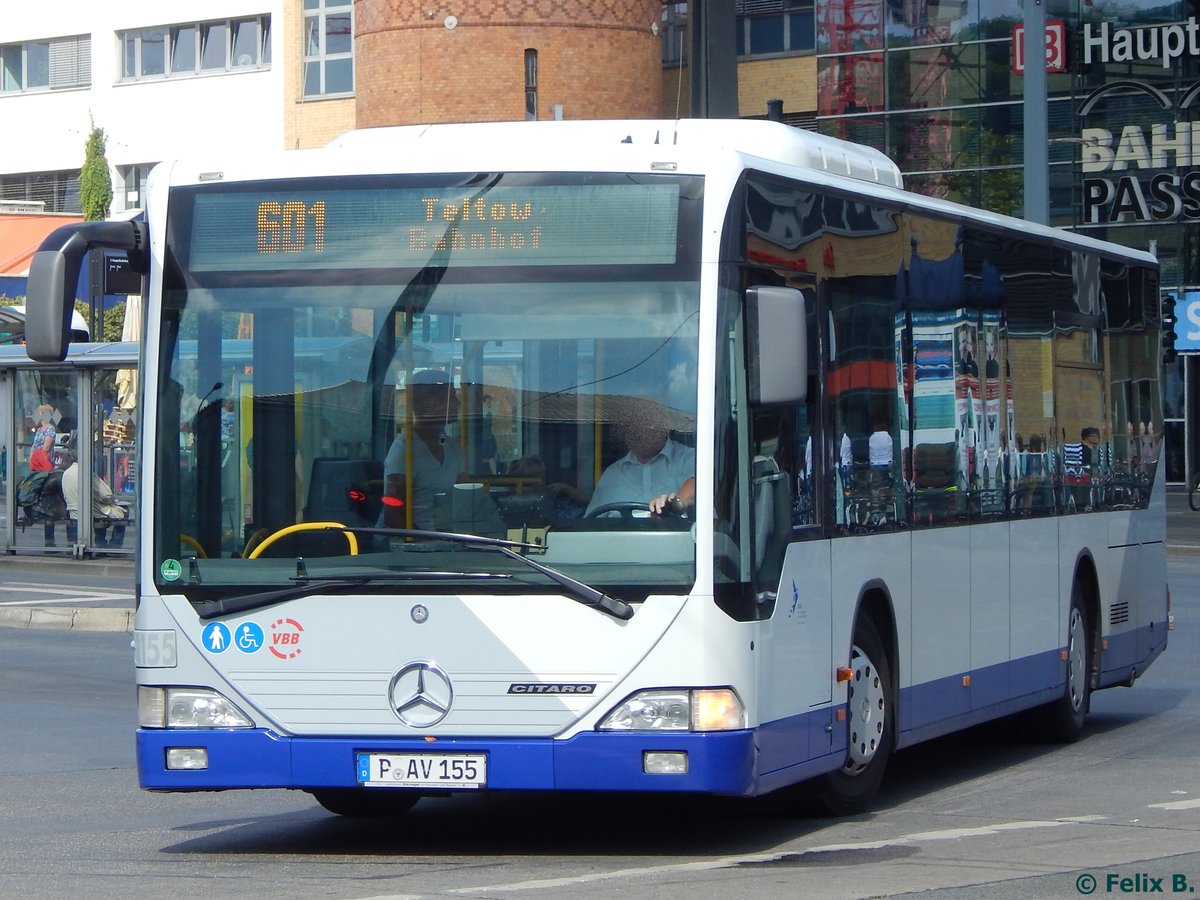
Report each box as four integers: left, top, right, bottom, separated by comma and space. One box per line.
269, 617, 304, 660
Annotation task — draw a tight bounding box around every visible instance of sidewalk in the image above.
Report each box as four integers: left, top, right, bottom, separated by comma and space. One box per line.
2, 492, 1196, 634
0, 552, 134, 633
1166, 484, 1200, 553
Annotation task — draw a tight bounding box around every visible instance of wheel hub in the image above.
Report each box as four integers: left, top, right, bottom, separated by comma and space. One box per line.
844, 643, 886, 774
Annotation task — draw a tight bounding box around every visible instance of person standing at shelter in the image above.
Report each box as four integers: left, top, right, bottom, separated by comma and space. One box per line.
29, 403, 58, 546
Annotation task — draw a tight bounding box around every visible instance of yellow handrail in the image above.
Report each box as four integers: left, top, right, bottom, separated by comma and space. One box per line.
247, 522, 359, 559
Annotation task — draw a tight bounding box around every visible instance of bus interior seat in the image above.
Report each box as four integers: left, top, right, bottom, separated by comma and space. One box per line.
304, 457, 384, 528
912, 442, 957, 521
752, 455, 792, 600
494, 491, 551, 528
913, 442, 956, 488
849, 434, 870, 465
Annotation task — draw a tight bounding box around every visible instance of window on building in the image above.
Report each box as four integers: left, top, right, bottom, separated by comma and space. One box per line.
118, 164, 153, 210
0, 35, 89, 93
303, 0, 353, 98
232, 18, 266, 67
525, 49, 538, 120
200, 23, 226, 71
171, 25, 197, 73
0, 171, 81, 214
119, 17, 270, 80
662, 3, 689, 65
139, 29, 166, 77
735, 0, 815, 56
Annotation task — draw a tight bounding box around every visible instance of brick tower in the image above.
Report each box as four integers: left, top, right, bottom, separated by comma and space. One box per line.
355, 1, 664, 126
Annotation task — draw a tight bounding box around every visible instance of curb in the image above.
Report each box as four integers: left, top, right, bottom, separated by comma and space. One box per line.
1, 555, 134, 576
0, 605, 133, 633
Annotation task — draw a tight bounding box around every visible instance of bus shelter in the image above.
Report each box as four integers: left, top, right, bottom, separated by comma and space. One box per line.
0, 342, 138, 558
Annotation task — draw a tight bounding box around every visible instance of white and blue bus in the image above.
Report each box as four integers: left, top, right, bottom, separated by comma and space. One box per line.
25, 119, 1169, 816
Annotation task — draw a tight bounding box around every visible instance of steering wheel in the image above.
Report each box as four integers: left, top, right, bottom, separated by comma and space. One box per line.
247, 521, 360, 559
584, 501, 651, 519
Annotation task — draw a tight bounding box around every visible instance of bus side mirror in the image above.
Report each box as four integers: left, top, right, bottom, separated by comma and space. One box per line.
25, 220, 148, 363
746, 286, 807, 404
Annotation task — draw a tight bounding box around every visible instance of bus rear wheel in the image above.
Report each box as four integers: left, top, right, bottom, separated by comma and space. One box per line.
1039, 584, 1092, 743
310, 789, 421, 818
813, 616, 893, 816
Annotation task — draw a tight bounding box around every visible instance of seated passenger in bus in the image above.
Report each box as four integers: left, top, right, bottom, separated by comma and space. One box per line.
1080, 426, 1102, 468
505, 455, 588, 519
585, 409, 695, 517
381, 369, 467, 530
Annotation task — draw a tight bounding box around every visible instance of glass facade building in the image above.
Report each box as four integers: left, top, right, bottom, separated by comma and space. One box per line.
816, 0, 1199, 482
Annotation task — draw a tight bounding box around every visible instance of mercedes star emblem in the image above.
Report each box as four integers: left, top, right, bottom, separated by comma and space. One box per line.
388, 662, 453, 727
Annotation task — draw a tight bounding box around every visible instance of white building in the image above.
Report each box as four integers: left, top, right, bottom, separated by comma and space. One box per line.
1, 2, 355, 216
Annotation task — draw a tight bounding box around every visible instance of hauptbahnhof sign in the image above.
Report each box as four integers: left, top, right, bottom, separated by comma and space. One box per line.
1071, 18, 1200, 224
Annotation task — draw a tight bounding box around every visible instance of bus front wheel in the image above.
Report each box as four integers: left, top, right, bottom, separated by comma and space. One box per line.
813, 616, 894, 816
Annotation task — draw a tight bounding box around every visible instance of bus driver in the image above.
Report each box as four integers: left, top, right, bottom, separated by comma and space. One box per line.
585, 405, 696, 517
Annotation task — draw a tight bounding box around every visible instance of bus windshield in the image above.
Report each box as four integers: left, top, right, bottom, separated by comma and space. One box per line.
153, 172, 703, 601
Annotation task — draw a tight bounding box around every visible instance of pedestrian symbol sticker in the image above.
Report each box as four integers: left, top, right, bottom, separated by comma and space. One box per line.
235, 622, 264, 653
202, 622, 231, 654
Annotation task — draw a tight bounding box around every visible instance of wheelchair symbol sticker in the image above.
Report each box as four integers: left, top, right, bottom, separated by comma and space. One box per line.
202, 622, 231, 654
234, 622, 264, 654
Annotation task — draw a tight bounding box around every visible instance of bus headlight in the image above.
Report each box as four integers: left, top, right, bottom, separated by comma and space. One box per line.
598, 688, 745, 732
138, 686, 253, 729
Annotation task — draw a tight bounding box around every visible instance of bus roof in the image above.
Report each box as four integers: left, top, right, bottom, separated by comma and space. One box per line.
326, 119, 905, 190
154, 118, 1157, 268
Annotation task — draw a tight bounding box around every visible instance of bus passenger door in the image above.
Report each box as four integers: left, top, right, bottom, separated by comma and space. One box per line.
757, 542, 833, 767
746, 333, 833, 762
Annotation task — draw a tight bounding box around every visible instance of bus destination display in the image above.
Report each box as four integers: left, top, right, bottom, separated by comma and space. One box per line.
186, 182, 681, 272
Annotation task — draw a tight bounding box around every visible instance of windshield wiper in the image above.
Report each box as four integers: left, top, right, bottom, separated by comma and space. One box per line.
350, 527, 635, 620
194, 570, 511, 620
194, 528, 634, 622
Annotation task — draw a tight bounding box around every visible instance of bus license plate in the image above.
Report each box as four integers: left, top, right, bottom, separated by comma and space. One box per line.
356, 752, 487, 789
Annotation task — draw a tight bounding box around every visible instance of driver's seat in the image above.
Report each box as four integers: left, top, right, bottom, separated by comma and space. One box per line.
304, 458, 384, 528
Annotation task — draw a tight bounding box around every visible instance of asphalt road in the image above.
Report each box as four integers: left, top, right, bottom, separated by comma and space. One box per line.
0, 564, 1197, 899
0, 492, 1196, 898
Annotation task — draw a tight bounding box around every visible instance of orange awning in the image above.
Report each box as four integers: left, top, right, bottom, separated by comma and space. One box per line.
0, 213, 85, 276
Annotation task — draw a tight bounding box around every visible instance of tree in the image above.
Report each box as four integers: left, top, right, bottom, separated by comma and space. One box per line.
80, 122, 113, 221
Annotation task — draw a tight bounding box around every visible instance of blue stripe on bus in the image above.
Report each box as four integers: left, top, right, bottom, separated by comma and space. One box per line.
137, 729, 762, 795
137, 621, 1166, 796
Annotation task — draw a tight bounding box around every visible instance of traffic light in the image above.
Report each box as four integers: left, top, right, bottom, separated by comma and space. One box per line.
1162, 294, 1178, 363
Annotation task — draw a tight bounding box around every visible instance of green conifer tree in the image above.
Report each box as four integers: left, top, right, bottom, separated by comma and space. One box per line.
80, 122, 113, 221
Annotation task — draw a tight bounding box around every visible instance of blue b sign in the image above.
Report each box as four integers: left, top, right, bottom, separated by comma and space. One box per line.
1178, 291, 1200, 353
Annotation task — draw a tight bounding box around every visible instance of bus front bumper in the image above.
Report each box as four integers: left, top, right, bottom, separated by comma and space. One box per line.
136, 728, 761, 795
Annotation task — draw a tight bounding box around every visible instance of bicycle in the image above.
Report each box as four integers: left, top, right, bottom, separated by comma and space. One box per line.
1189, 471, 1200, 511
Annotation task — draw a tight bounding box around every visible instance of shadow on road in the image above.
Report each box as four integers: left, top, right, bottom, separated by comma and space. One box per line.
157, 695, 1169, 861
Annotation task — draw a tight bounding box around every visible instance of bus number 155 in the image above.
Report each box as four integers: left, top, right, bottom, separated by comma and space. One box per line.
258, 200, 326, 254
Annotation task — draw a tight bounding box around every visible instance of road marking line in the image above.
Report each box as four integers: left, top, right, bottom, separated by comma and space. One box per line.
1149, 798, 1200, 810
356, 817, 1105, 897
805, 816, 1105, 852
2, 583, 129, 596
0, 595, 130, 606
